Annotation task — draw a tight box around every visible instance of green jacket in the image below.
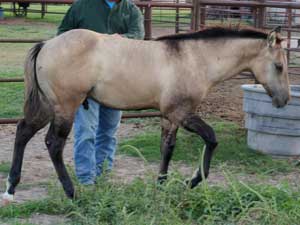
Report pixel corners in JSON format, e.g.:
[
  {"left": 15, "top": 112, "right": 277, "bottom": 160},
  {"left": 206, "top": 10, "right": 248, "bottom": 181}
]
[{"left": 57, "top": 0, "right": 144, "bottom": 40}]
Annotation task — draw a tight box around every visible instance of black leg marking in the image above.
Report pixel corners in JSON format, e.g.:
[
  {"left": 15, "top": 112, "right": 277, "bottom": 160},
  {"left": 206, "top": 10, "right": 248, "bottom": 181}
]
[
  {"left": 181, "top": 114, "right": 218, "bottom": 188},
  {"left": 7, "top": 119, "right": 45, "bottom": 195},
  {"left": 45, "top": 118, "right": 74, "bottom": 199},
  {"left": 158, "top": 118, "right": 178, "bottom": 184}
]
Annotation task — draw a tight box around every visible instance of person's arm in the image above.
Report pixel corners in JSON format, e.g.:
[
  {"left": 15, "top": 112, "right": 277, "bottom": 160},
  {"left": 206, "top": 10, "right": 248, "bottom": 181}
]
[
  {"left": 57, "top": 2, "right": 80, "bottom": 35},
  {"left": 122, "top": 5, "right": 145, "bottom": 40}
]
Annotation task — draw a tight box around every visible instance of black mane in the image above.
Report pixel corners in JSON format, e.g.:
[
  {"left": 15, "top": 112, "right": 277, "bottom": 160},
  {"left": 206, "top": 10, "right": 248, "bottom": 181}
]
[{"left": 156, "top": 27, "right": 268, "bottom": 41}]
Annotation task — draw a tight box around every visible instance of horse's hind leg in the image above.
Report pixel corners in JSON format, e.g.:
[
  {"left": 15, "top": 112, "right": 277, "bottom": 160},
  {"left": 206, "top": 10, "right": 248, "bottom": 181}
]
[
  {"left": 158, "top": 118, "right": 178, "bottom": 183},
  {"left": 45, "top": 117, "right": 74, "bottom": 199},
  {"left": 181, "top": 114, "right": 218, "bottom": 188},
  {"left": 4, "top": 117, "right": 49, "bottom": 202}
]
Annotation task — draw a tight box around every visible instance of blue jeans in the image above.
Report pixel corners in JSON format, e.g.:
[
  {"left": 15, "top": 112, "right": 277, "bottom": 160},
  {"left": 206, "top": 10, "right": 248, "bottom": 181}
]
[{"left": 73, "top": 98, "right": 122, "bottom": 184}]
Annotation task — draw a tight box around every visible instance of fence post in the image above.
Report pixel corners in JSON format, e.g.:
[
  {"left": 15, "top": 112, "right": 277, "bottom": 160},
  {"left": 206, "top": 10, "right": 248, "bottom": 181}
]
[
  {"left": 199, "top": 3, "right": 206, "bottom": 29},
  {"left": 41, "top": 2, "right": 46, "bottom": 18},
  {"left": 12, "top": 2, "right": 16, "bottom": 16},
  {"left": 175, "top": 0, "right": 179, "bottom": 33},
  {"left": 287, "top": 7, "right": 292, "bottom": 64},
  {"left": 192, "top": 0, "right": 199, "bottom": 31},
  {"left": 144, "top": 2, "right": 152, "bottom": 40},
  {"left": 257, "top": 0, "right": 266, "bottom": 29}
]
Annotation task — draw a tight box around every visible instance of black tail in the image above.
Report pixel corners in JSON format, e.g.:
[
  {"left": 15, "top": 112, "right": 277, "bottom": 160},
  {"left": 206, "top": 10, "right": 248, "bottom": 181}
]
[
  {"left": 24, "top": 42, "right": 48, "bottom": 120},
  {"left": 30, "top": 42, "right": 45, "bottom": 96}
]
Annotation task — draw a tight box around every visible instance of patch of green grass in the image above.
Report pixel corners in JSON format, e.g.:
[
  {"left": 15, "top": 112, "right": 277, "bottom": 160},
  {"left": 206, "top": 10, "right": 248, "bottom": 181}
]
[
  {"left": 0, "top": 162, "right": 10, "bottom": 174},
  {"left": 0, "top": 23, "right": 57, "bottom": 78},
  {"left": 0, "top": 83, "right": 24, "bottom": 118},
  {"left": 119, "top": 120, "right": 297, "bottom": 175},
  {"left": 0, "top": 174, "right": 299, "bottom": 225},
  {"left": 0, "top": 70, "right": 23, "bottom": 79},
  {"left": 0, "top": 23, "right": 56, "bottom": 39},
  {"left": 2, "top": 3, "right": 68, "bottom": 25}
]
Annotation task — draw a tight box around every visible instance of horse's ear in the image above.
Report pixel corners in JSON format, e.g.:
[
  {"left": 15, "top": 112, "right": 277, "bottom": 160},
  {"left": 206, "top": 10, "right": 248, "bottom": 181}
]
[{"left": 267, "top": 26, "right": 281, "bottom": 48}]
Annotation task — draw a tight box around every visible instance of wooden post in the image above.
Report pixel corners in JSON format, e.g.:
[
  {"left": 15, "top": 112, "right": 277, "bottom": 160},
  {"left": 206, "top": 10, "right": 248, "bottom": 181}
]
[
  {"left": 199, "top": 4, "right": 206, "bottom": 29},
  {"left": 287, "top": 7, "right": 292, "bottom": 64},
  {"left": 12, "top": 2, "right": 16, "bottom": 16},
  {"left": 175, "top": 0, "right": 179, "bottom": 33},
  {"left": 191, "top": 0, "right": 199, "bottom": 31},
  {"left": 41, "top": 2, "right": 46, "bottom": 18},
  {"left": 144, "top": 3, "right": 152, "bottom": 40},
  {"left": 257, "top": 0, "right": 266, "bottom": 28},
  {"left": 253, "top": 7, "right": 258, "bottom": 28}
]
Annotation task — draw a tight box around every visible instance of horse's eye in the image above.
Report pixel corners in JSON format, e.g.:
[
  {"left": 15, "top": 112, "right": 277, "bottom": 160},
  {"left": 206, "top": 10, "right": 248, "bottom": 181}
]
[{"left": 274, "top": 62, "right": 283, "bottom": 72}]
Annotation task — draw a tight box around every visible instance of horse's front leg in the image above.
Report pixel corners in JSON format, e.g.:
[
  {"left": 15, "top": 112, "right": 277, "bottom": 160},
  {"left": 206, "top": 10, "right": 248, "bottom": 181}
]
[
  {"left": 157, "top": 118, "right": 178, "bottom": 184},
  {"left": 181, "top": 114, "right": 218, "bottom": 188},
  {"left": 45, "top": 117, "right": 74, "bottom": 199}
]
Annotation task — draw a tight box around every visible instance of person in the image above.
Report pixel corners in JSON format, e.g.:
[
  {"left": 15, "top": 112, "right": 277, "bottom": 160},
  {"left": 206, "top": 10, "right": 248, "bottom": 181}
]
[{"left": 57, "top": 0, "right": 145, "bottom": 185}]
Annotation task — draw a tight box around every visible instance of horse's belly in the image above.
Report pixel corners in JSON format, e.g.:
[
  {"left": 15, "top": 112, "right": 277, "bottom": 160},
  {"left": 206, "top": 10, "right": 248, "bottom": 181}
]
[{"left": 91, "top": 84, "right": 159, "bottom": 110}]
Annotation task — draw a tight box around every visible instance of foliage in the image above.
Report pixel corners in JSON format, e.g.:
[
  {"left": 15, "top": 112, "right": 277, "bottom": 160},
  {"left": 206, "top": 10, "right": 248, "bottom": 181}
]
[
  {"left": 0, "top": 161, "right": 10, "bottom": 174},
  {"left": 0, "top": 173, "right": 299, "bottom": 225},
  {"left": 119, "top": 120, "right": 297, "bottom": 175}
]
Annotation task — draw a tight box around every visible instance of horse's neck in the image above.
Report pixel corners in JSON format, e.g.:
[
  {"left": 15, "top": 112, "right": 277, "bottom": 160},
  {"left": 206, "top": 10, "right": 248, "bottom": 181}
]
[{"left": 194, "top": 38, "right": 265, "bottom": 86}]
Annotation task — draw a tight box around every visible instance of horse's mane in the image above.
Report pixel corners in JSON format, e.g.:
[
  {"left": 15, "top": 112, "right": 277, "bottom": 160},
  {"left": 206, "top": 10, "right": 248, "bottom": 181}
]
[{"left": 155, "top": 27, "right": 268, "bottom": 41}]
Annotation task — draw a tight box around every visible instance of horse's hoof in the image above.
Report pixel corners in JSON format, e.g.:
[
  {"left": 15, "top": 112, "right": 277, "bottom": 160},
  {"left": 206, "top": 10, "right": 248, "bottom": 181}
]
[
  {"left": 157, "top": 175, "right": 167, "bottom": 185},
  {"left": 185, "top": 178, "right": 200, "bottom": 189},
  {"left": 2, "top": 192, "right": 14, "bottom": 206},
  {"left": 66, "top": 192, "right": 75, "bottom": 200}
]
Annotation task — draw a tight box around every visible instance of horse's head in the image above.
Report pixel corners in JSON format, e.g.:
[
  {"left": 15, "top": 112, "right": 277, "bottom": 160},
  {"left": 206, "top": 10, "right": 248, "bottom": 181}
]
[{"left": 251, "top": 26, "right": 290, "bottom": 108}]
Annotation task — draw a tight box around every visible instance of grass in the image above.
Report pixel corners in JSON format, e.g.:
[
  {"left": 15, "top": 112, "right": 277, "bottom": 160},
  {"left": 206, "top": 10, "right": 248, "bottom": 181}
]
[
  {"left": 0, "top": 161, "right": 10, "bottom": 174},
  {"left": 0, "top": 83, "right": 24, "bottom": 118},
  {"left": 0, "top": 172, "right": 300, "bottom": 225},
  {"left": 0, "top": 118, "right": 298, "bottom": 224},
  {"left": 0, "top": 19, "right": 57, "bottom": 118},
  {"left": 119, "top": 119, "right": 299, "bottom": 176},
  {"left": 1, "top": 3, "right": 68, "bottom": 24},
  {"left": 0, "top": 24, "right": 57, "bottom": 78}
]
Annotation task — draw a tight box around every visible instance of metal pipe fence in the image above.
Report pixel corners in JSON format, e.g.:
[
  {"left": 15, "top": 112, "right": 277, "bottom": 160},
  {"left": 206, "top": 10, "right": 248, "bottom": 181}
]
[
  {"left": 194, "top": 0, "right": 300, "bottom": 75},
  {"left": 0, "top": 0, "right": 194, "bottom": 39}
]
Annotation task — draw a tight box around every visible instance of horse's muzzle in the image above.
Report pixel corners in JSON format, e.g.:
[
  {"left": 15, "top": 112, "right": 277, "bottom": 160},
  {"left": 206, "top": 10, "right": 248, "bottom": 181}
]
[{"left": 272, "top": 94, "right": 290, "bottom": 108}]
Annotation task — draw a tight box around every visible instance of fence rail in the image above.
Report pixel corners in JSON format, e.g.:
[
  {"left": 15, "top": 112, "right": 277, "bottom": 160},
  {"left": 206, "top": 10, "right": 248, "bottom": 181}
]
[
  {"left": 0, "top": 112, "right": 162, "bottom": 124},
  {"left": 198, "top": 0, "right": 300, "bottom": 9}
]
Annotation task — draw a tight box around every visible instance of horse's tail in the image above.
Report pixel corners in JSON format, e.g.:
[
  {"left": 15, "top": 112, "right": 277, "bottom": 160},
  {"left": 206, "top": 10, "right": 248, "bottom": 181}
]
[{"left": 24, "top": 42, "right": 49, "bottom": 120}]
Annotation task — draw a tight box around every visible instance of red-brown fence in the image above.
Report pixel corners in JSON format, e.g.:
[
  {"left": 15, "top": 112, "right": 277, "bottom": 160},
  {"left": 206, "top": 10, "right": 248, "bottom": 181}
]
[
  {"left": 194, "top": 0, "right": 300, "bottom": 75},
  {"left": 0, "top": 0, "right": 194, "bottom": 39}
]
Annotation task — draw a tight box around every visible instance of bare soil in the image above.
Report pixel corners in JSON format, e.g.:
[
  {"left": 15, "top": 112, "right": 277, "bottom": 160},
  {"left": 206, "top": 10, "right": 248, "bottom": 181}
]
[{"left": 1, "top": 214, "right": 69, "bottom": 225}]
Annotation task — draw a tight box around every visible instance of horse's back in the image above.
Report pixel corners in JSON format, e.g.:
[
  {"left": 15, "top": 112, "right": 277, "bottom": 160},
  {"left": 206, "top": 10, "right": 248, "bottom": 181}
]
[{"left": 35, "top": 29, "right": 165, "bottom": 110}]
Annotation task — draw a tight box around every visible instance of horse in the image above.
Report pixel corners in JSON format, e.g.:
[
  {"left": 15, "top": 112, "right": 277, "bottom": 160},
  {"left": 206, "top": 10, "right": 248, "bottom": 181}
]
[{"left": 2, "top": 26, "right": 290, "bottom": 203}]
